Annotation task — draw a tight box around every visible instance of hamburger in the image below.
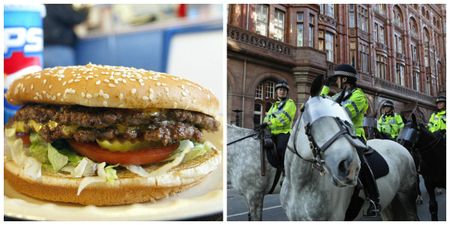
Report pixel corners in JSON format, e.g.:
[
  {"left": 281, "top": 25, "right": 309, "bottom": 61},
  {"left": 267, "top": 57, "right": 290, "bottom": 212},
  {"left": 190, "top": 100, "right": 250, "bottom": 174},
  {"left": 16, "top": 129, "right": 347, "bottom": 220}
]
[{"left": 4, "top": 63, "right": 222, "bottom": 206}]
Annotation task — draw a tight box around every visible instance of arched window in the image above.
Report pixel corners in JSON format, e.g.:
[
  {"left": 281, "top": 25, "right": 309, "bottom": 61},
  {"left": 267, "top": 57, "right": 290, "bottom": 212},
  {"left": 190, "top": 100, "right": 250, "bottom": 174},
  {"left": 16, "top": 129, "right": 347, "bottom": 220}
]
[
  {"left": 409, "top": 17, "right": 418, "bottom": 38},
  {"left": 254, "top": 80, "right": 276, "bottom": 126},
  {"left": 393, "top": 5, "right": 403, "bottom": 27}
]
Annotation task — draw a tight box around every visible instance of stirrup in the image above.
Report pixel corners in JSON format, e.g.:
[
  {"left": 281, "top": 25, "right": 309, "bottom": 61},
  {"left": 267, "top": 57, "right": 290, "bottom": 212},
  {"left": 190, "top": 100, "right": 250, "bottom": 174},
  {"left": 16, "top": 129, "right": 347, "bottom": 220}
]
[{"left": 365, "top": 199, "right": 380, "bottom": 217}]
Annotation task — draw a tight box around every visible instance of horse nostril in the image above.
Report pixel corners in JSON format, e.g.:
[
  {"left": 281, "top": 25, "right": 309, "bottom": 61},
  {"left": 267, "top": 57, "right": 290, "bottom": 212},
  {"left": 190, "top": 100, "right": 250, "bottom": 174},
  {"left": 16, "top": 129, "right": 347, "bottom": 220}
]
[{"left": 338, "top": 158, "right": 350, "bottom": 177}]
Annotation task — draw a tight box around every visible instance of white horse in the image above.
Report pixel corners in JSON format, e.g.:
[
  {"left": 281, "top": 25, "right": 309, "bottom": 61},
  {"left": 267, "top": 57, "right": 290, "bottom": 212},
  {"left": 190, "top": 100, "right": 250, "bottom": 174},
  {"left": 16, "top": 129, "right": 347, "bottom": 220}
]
[
  {"left": 280, "top": 95, "right": 418, "bottom": 220},
  {"left": 227, "top": 124, "right": 282, "bottom": 220}
]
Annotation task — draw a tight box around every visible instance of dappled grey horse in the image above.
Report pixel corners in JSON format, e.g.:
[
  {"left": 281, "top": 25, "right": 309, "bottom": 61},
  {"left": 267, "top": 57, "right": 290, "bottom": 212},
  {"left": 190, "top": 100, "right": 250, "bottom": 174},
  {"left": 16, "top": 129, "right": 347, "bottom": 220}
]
[
  {"left": 280, "top": 95, "right": 418, "bottom": 220},
  {"left": 227, "top": 124, "right": 282, "bottom": 220}
]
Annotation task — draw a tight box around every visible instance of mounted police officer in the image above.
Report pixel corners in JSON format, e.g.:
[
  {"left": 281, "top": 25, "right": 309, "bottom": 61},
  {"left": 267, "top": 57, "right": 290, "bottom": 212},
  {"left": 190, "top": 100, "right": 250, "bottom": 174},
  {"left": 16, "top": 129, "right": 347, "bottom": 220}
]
[
  {"left": 428, "top": 95, "right": 446, "bottom": 139},
  {"left": 263, "top": 80, "right": 297, "bottom": 169},
  {"left": 377, "top": 100, "right": 404, "bottom": 140},
  {"left": 321, "top": 64, "right": 380, "bottom": 217}
]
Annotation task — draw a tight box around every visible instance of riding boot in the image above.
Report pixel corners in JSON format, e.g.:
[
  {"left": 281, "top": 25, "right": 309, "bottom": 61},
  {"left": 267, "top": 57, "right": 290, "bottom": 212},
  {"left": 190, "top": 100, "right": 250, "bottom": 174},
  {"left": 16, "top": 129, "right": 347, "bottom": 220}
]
[
  {"left": 357, "top": 148, "right": 381, "bottom": 217},
  {"left": 263, "top": 128, "right": 274, "bottom": 149}
]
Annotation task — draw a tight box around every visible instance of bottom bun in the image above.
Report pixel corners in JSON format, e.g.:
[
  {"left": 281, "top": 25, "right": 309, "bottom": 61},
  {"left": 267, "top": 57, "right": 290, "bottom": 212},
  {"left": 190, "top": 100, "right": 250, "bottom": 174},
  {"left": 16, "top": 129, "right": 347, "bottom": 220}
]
[{"left": 5, "top": 149, "right": 221, "bottom": 206}]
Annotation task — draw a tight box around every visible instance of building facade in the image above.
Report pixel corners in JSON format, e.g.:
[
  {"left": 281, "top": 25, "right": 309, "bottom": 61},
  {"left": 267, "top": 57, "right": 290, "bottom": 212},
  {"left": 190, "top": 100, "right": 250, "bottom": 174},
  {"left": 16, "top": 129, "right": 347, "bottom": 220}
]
[{"left": 227, "top": 4, "right": 446, "bottom": 137}]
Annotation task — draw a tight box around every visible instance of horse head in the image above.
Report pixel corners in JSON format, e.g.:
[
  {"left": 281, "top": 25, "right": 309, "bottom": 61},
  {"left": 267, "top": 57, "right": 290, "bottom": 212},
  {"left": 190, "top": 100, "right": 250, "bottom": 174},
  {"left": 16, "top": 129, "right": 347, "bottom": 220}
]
[{"left": 289, "top": 75, "right": 361, "bottom": 187}]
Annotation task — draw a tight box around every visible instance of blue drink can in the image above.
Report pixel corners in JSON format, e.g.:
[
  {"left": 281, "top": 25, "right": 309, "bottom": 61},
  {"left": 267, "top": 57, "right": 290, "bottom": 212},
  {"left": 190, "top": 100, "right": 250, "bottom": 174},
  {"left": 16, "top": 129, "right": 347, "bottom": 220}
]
[{"left": 4, "top": 4, "right": 46, "bottom": 123}]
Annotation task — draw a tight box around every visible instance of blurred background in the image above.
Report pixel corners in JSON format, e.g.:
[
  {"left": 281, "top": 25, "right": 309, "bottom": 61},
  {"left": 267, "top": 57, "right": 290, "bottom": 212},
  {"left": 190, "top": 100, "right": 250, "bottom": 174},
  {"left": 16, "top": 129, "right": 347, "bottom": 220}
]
[{"left": 4, "top": 4, "right": 223, "bottom": 123}]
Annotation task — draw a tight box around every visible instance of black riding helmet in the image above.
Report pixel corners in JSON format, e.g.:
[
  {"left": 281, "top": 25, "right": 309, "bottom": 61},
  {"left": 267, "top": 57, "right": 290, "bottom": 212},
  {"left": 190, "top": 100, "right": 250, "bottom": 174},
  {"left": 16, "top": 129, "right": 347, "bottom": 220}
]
[
  {"left": 382, "top": 100, "right": 394, "bottom": 109},
  {"left": 436, "top": 95, "right": 446, "bottom": 104},
  {"left": 329, "top": 64, "right": 358, "bottom": 84},
  {"left": 275, "top": 80, "right": 290, "bottom": 92}
]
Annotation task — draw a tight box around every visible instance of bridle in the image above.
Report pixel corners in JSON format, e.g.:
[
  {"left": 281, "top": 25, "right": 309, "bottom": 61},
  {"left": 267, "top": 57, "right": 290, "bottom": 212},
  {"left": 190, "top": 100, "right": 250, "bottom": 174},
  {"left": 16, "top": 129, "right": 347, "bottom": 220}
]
[{"left": 287, "top": 115, "right": 362, "bottom": 175}]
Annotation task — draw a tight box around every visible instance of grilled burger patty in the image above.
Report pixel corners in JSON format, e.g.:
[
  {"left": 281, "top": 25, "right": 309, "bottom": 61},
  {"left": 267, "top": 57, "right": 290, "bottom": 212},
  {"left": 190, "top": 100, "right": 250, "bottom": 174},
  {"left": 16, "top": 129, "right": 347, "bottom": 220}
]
[{"left": 9, "top": 104, "right": 220, "bottom": 145}]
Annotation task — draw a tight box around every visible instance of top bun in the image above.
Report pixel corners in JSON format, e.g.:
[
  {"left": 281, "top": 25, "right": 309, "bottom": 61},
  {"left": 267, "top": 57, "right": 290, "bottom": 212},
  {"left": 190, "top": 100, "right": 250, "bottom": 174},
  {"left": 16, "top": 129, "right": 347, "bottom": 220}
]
[{"left": 6, "top": 64, "right": 219, "bottom": 117}]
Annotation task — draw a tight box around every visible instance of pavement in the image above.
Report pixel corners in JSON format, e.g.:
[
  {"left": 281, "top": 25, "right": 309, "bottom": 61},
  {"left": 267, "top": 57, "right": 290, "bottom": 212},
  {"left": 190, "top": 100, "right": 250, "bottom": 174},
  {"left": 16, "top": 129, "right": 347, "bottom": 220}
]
[{"left": 227, "top": 176, "right": 446, "bottom": 221}]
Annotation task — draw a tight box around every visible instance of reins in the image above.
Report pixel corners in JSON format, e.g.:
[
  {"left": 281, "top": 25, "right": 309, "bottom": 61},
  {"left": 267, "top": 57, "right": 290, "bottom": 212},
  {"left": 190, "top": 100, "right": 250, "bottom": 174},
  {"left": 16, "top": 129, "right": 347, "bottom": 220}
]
[{"left": 227, "top": 132, "right": 259, "bottom": 146}]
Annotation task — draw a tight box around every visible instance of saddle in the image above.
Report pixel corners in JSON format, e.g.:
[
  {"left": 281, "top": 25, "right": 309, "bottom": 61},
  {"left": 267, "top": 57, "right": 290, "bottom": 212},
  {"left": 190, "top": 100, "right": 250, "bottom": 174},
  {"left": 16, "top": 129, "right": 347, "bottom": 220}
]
[{"left": 345, "top": 147, "right": 389, "bottom": 220}]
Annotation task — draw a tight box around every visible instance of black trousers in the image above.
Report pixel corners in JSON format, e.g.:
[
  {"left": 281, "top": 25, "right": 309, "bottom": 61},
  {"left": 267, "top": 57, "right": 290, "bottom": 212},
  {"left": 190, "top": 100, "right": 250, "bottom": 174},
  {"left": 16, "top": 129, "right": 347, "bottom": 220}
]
[
  {"left": 271, "top": 133, "right": 290, "bottom": 163},
  {"left": 356, "top": 147, "right": 380, "bottom": 203}
]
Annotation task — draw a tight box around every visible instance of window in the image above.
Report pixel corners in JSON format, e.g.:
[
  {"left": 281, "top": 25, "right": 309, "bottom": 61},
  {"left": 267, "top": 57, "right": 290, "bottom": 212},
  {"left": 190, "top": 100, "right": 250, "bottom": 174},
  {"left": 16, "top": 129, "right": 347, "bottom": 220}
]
[
  {"left": 393, "top": 6, "right": 403, "bottom": 27},
  {"left": 394, "top": 33, "right": 403, "bottom": 54},
  {"left": 411, "top": 44, "right": 417, "bottom": 62},
  {"left": 318, "top": 30, "right": 324, "bottom": 51},
  {"left": 349, "top": 5, "right": 355, "bottom": 28},
  {"left": 413, "top": 71, "right": 420, "bottom": 91},
  {"left": 396, "top": 64, "right": 405, "bottom": 86},
  {"left": 322, "top": 4, "right": 334, "bottom": 18},
  {"left": 297, "top": 13, "right": 304, "bottom": 46},
  {"left": 308, "top": 14, "right": 315, "bottom": 47},
  {"left": 424, "top": 30, "right": 430, "bottom": 67},
  {"left": 376, "top": 55, "right": 386, "bottom": 79},
  {"left": 374, "top": 22, "right": 385, "bottom": 44},
  {"left": 350, "top": 41, "right": 356, "bottom": 67},
  {"left": 360, "top": 44, "right": 369, "bottom": 73},
  {"left": 374, "top": 4, "right": 385, "bottom": 15},
  {"left": 254, "top": 80, "right": 276, "bottom": 126},
  {"left": 374, "top": 23, "right": 378, "bottom": 42},
  {"left": 273, "top": 9, "right": 285, "bottom": 41},
  {"left": 325, "top": 32, "right": 334, "bottom": 62},
  {"left": 379, "top": 26, "right": 385, "bottom": 44},
  {"left": 358, "top": 6, "right": 368, "bottom": 32},
  {"left": 255, "top": 5, "right": 269, "bottom": 36}
]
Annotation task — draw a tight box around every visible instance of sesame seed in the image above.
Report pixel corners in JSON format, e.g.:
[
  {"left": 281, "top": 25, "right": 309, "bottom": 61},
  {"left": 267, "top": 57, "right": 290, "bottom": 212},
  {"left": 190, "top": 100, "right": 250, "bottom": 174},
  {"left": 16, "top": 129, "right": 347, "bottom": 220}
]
[
  {"left": 86, "top": 93, "right": 92, "bottom": 99},
  {"left": 131, "top": 88, "right": 137, "bottom": 94},
  {"left": 81, "top": 92, "right": 85, "bottom": 98},
  {"left": 96, "top": 80, "right": 101, "bottom": 85},
  {"left": 119, "top": 93, "right": 124, "bottom": 100},
  {"left": 108, "top": 83, "right": 116, "bottom": 88},
  {"left": 43, "top": 79, "right": 47, "bottom": 84},
  {"left": 143, "top": 96, "right": 149, "bottom": 101},
  {"left": 103, "top": 94, "right": 110, "bottom": 99},
  {"left": 103, "top": 101, "right": 108, "bottom": 107},
  {"left": 181, "top": 91, "right": 188, "bottom": 97}
]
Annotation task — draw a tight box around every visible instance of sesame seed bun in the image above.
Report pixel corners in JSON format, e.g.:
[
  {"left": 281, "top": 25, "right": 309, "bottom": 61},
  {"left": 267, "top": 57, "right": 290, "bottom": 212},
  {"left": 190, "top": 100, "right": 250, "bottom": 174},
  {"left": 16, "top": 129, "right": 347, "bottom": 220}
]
[
  {"left": 6, "top": 64, "right": 219, "bottom": 117},
  {"left": 4, "top": 143, "right": 221, "bottom": 206}
]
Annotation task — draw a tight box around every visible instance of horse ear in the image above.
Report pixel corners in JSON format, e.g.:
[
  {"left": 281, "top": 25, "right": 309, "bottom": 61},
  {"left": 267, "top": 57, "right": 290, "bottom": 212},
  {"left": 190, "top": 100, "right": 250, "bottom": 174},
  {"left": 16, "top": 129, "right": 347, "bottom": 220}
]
[{"left": 310, "top": 75, "right": 324, "bottom": 97}]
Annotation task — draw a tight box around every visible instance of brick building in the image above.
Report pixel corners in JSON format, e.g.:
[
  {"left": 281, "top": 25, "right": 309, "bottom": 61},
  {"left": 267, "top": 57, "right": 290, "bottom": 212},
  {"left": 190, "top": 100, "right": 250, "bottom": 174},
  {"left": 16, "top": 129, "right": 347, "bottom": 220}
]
[{"left": 227, "top": 4, "right": 446, "bottom": 137}]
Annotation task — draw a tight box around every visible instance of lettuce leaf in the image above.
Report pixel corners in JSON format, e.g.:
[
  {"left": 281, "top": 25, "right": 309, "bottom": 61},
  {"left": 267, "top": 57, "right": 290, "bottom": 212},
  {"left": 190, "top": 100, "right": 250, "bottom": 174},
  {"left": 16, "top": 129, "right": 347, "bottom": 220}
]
[{"left": 47, "top": 143, "right": 69, "bottom": 171}]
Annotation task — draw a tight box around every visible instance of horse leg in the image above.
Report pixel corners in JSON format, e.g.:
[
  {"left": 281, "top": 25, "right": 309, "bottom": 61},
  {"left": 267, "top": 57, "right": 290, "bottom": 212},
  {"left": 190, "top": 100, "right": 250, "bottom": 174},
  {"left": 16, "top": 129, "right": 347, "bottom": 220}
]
[
  {"left": 424, "top": 180, "right": 438, "bottom": 221},
  {"left": 245, "top": 192, "right": 264, "bottom": 221}
]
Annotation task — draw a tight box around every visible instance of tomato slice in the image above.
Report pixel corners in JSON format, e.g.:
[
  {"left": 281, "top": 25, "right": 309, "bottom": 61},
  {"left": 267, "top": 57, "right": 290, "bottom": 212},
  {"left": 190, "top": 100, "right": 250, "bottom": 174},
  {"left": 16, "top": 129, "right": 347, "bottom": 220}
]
[{"left": 69, "top": 141, "right": 178, "bottom": 165}]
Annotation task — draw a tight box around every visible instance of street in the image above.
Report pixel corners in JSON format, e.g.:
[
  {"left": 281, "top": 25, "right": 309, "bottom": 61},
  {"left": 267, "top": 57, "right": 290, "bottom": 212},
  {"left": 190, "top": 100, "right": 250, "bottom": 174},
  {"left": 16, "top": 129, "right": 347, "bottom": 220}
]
[{"left": 227, "top": 176, "right": 446, "bottom": 221}]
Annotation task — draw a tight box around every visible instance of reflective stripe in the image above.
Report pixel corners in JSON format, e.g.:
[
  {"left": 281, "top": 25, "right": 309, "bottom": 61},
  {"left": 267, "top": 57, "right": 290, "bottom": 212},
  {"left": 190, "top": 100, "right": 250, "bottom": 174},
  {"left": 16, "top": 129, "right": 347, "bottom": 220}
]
[
  {"left": 282, "top": 111, "right": 292, "bottom": 122},
  {"left": 344, "top": 107, "right": 352, "bottom": 118}
]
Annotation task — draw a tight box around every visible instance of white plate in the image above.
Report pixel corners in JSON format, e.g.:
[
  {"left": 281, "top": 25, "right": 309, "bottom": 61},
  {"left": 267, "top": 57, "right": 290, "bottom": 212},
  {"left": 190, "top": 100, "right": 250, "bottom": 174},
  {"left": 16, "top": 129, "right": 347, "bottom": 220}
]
[{"left": 4, "top": 160, "right": 223, "bottom": 221}]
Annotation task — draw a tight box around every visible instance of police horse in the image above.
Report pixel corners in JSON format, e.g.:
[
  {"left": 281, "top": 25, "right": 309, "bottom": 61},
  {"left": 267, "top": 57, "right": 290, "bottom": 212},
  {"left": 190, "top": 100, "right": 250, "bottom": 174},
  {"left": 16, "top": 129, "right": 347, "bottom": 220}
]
[
  {"left": 280, "top": 80, "right": 418, "bottom": 220},
  {"left": 397, "top": 114, "right": 446, "bottom": 221},
  {"left": 227, "top": 124, "right": 282, "bottom": 220}
]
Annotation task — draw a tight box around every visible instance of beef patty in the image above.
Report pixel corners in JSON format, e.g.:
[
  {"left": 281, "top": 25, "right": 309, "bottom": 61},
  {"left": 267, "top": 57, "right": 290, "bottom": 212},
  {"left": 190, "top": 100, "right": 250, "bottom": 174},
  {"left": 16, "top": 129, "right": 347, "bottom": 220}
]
[{"left": 9, "top": 104, "right": 219, "bottom": 145}]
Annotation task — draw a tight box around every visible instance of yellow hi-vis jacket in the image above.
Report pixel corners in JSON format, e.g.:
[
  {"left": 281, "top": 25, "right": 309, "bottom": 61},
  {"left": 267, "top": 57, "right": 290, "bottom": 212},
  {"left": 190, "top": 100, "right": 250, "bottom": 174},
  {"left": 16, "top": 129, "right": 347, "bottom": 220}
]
[
  {"left": 321, "top": 86, "right": 369, "bottom": 140},
  {"left": 264, "top": 99, "right": 297, "bottom": 135},
  {"left": 428, "top": 110, "right": 446, "bottom": 133},
  {"left": 377, "top": 113, "right": 404, "bottom": 139}
]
